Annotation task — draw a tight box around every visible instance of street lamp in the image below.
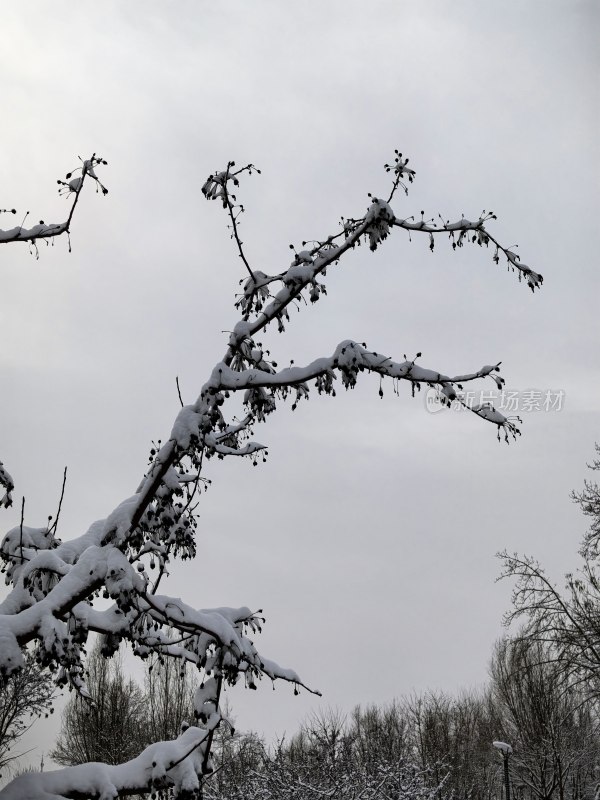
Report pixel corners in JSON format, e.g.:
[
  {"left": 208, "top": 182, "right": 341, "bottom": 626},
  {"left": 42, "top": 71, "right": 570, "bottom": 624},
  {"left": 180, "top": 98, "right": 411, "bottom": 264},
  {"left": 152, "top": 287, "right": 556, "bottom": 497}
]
[{"left": 493, "top": 741, "right": 512, "bottom": 800}]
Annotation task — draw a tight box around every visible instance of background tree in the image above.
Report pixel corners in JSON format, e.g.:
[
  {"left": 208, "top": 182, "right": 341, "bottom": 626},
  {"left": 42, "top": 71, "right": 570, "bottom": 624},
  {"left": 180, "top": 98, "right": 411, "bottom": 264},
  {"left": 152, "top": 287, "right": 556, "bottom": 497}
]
[
  {"left": 50, "top": 639, "right": 147, "bottom": 767},
  {"left": 0, "top": 650, "right": 54, "bottom": 779},
  {"left": 52, "top": 638, "right": 198, "bottom": 766},
  {"left": 349, "top": 701, "right": 411, "bottom": 772},
  {"left": 144, "top": 650, "right": 198, "bottom": 745},
  {"left": 0, "top": 148, "right": 542, "bottom": 800},
  {"left": 404, "top": 689, "right": 503, "bottom": 799},
  {"left": 499, "top": 448, "right": 600, "bottom": 798},
  {"left": 204, "top": 721, "right": 264, "bottom": 800},
  {"left": 489, "top": 637, "right": 599, "bottom": 800},
  {"left": 501, "top": 446, "right": 600, "bottom": 710}
]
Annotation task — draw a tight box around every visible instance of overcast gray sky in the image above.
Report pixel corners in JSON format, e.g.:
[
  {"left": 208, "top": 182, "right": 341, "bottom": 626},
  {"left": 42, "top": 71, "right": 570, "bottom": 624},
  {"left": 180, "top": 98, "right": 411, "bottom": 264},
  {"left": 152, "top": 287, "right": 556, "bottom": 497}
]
[{"left": 1, "top": 0, "right": 599, "bottom": 769}]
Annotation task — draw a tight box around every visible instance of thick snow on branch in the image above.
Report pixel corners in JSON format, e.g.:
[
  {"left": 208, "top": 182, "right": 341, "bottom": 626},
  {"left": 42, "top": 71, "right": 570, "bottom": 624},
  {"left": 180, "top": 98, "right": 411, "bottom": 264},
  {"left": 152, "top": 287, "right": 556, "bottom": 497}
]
[
  {"left": 0, "top": 221, "right": 69, "bottom": 244},
  {"left": 0, "top": 150, "right": 540, "bottom": 798},
  {"left": 1, "top": 721, "right": 218, "bottom": 800}
]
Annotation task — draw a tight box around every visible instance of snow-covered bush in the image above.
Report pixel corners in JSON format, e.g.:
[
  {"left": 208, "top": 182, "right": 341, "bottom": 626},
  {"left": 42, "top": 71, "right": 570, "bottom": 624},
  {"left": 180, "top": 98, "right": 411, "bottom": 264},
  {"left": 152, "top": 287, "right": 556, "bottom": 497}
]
[{"left": 0, "top": 150, "right": 541, "bottom": 799}]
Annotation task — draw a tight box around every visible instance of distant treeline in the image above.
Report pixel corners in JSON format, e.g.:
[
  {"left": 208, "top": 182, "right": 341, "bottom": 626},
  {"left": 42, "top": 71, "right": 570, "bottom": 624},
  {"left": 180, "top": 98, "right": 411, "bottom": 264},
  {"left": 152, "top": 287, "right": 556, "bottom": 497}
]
[{"left": 50, "top": 636, "right": 600, "bottom": 799}]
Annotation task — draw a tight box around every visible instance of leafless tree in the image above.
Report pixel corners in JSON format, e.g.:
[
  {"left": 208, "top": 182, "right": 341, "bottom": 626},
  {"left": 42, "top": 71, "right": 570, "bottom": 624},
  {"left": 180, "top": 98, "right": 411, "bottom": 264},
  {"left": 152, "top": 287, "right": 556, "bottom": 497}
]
[
  {"left": 145, "top": 650, "right": 198, "bottom": 745},
  {"left": 489, "top": 637, "right": 599, "bottom": 800},
  {"left": 51, "top": 639, "right": 147, "bottom": 767},
  {"left": 0, "top": 650, "right": 54, "bottom": 778},
  {"left": 501, "top": 446, "right": 600, "bottom": 703}
]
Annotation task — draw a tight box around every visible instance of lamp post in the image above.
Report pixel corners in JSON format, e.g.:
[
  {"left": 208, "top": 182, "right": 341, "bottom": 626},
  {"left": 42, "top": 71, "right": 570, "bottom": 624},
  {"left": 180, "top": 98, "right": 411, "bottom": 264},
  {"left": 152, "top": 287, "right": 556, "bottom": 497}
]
[{"left": 493, "top": 741, "right": 512, "bottom": 800}]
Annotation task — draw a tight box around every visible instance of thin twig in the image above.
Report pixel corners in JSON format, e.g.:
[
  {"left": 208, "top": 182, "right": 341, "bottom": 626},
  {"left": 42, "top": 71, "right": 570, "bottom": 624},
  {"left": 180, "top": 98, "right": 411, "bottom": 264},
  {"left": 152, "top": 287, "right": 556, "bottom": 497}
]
[
  {"left": 48, "top": 467, "right": 67, "bottom": 537},
  {"left": 223, "top": 163, "right": 254, "bottom": 280},
  {"left": 19, "top": 497, "right": 25, "bottom": 566},
  {"left": 175, "top": 376, "right": 184, "bottom": 408}
]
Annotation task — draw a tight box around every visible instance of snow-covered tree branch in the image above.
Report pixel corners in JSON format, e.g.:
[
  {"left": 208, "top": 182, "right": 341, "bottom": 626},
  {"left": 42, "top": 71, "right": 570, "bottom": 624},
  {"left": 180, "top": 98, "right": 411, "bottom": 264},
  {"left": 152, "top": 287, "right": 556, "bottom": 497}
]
[
  {"left": 0, "top": 155, "right": 107, "bottom": 250},
  {"left": 0, "top": 155, "right": 107, "bottom": 517},
  {"left": 4, "top": 722, "right": 218, "bottom": 800},
  {"left": 0, "top": 150, "right": 541, "bottom": 799}
]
